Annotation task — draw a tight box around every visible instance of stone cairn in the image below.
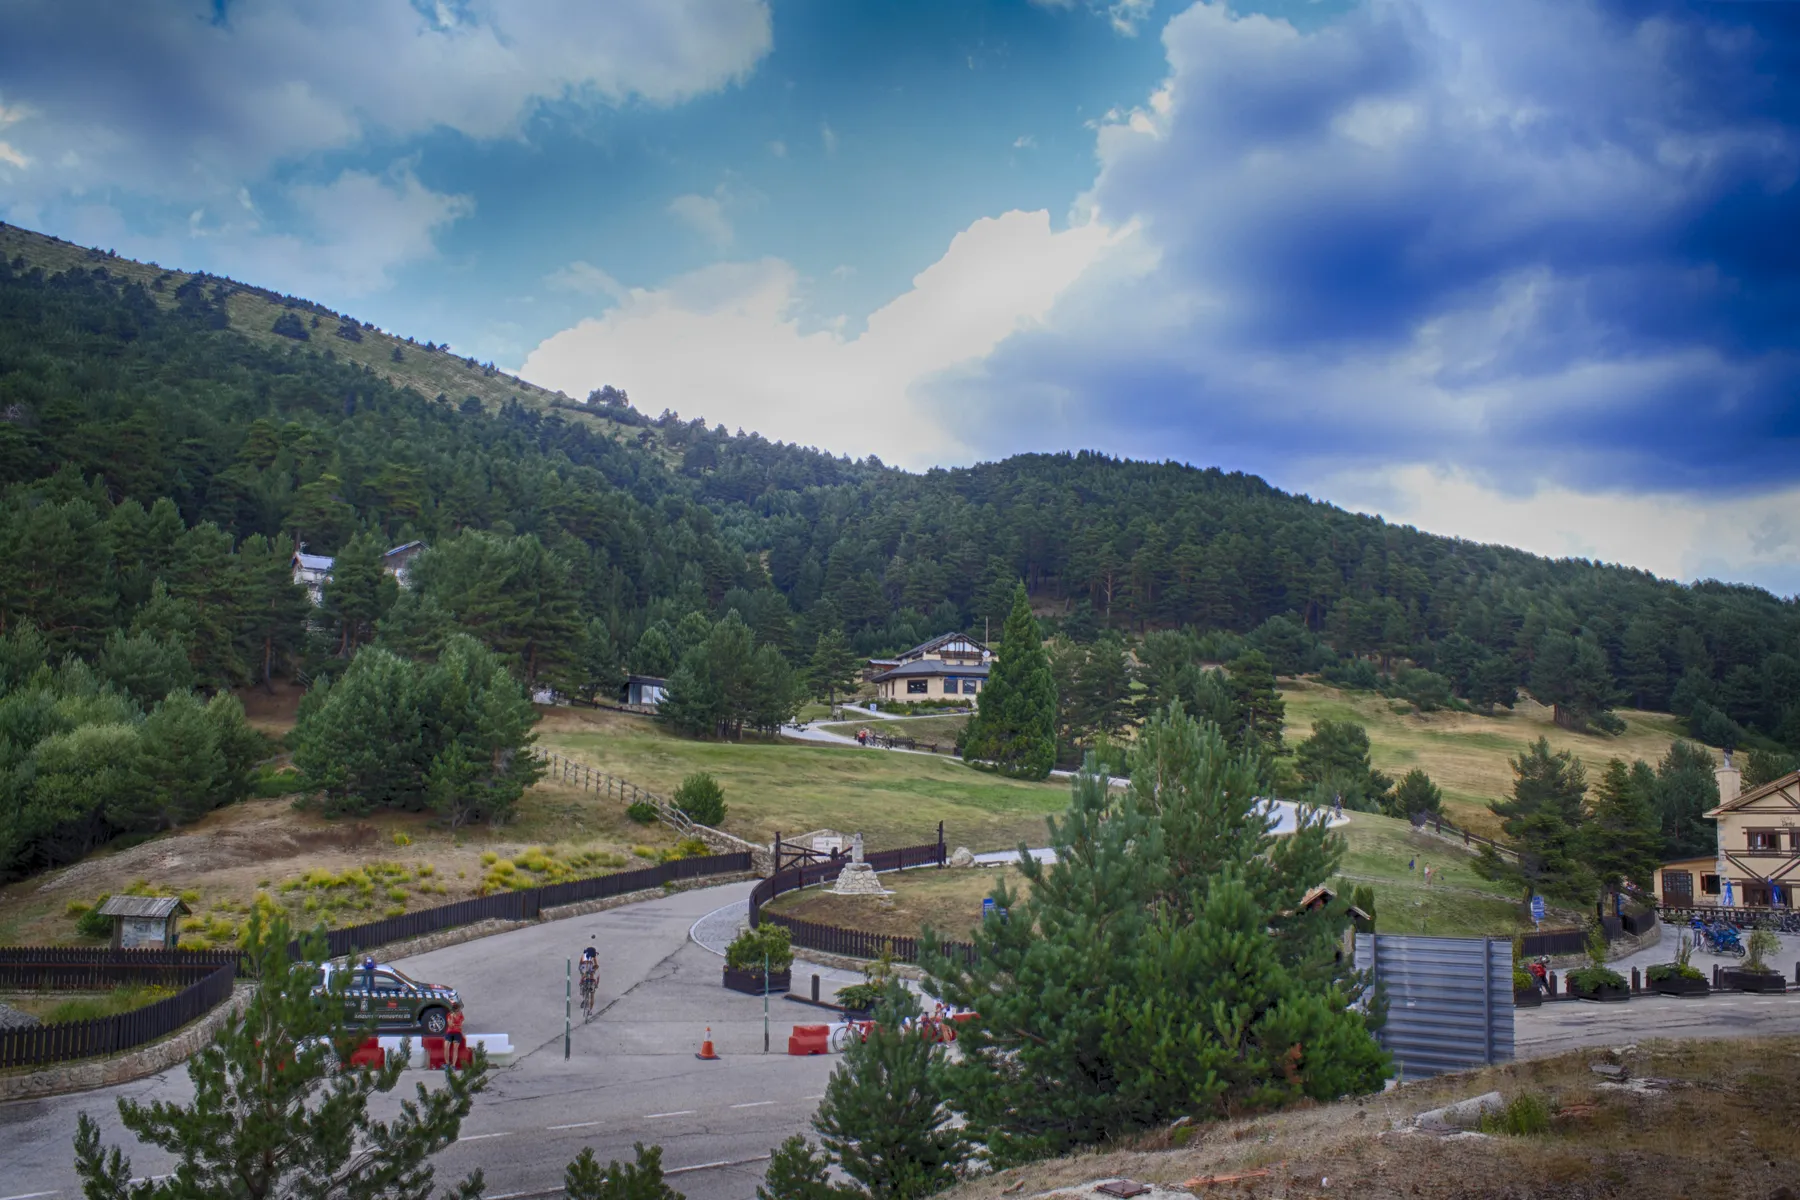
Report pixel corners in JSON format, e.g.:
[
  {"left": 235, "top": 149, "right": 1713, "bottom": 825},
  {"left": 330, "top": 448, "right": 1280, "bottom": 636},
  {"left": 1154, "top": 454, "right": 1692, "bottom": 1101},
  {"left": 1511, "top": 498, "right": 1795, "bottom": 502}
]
[{"left": 830, "top": 832, "right": 892, "bottom": 896}]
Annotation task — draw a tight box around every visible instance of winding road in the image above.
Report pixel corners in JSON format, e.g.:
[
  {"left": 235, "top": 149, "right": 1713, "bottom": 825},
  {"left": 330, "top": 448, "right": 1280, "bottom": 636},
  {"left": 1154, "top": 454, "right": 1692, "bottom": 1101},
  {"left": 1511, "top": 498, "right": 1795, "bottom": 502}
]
[{"left": 6, "top": 881, "right": 1800, "bottom": 1200}]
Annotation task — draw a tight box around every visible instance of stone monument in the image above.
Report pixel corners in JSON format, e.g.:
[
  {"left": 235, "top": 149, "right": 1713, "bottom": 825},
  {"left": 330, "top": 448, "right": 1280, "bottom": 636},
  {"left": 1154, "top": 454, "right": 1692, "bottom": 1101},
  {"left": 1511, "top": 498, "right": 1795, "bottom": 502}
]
[{"left": 831, "top": 832, "right": 891, "bottom": 896}]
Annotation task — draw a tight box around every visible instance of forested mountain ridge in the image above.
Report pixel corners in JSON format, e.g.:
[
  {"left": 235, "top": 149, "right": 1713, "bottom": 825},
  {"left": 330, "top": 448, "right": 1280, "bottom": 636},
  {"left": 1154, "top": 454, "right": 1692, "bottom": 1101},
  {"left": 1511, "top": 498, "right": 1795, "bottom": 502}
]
[{"left": 3, "top": 223, "right": 1797, "bottom": 753}]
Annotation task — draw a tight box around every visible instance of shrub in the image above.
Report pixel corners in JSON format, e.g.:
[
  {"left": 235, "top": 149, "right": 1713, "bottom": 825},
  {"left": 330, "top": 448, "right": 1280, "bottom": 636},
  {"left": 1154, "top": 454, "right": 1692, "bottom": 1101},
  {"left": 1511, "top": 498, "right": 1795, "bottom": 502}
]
[
  {"left": 725, "top": 924, "right": 793, "bottom": 973},
  {"left": 1480, "top": 1092, "right": 1551, "bottom": 1136},
  {"left": 1567, "top": 966, "right": 1627, "bottom": 992},
  {"left": 480, "top": 851, "right": 498, "bottom": 865},
  {"left": 76, "top": 897, "right": 114, "bottom": 939},
  {"left": 1746, "top": 927, "right": 1781, "bottom": 974},
  {"left": 671, "top": 836, "right": 709, "bottom": 859},
  {"left": 672, "top": 772, "right": 726, "bottom": 826},
  {"left": 625, "top": 801, "right": 659, "bottom": 824},
  {"left": 1647, "top": 962, "right": 1704, "bottom": 983},
  {"left": 391, "top": 831, "right": 413, "bottom": 847},
  {"left": 1512, "top": 966, "right": 1534, "bottom": 991}
]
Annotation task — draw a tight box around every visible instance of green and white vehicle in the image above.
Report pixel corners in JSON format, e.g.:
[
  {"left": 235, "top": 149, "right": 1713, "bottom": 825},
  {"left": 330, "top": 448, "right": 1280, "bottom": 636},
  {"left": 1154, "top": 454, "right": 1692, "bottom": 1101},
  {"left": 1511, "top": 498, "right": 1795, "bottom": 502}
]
[{"left": 314, "top": 960, "right": 461, "bottom": 1035}]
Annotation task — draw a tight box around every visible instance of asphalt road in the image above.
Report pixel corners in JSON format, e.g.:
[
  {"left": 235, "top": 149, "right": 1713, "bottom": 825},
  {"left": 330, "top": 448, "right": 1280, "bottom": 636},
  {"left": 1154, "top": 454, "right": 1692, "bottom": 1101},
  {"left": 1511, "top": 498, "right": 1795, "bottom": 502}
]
[
  {"left": 7, "top": 883, "right": 1800, "bottom": 1200},
  {"left": 0, "top": 882, "right": 848, "bottom": 1200}
]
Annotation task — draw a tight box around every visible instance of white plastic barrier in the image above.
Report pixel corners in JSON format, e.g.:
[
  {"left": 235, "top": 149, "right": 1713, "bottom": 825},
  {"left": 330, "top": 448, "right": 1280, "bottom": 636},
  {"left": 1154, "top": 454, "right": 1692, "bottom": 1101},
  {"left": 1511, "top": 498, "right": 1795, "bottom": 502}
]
[{"left": 375, "top": 1032, "right": 515, "bottom": 1068}]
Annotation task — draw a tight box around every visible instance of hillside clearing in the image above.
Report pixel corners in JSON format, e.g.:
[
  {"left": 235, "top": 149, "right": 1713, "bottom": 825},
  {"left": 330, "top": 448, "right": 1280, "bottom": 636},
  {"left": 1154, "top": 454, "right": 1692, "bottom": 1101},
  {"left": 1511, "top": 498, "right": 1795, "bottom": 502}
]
[
  {"left": 760, "top": 810, "right": 1574, "bottom": 940},
  {"left": 0, "top": 779, "right": 685, "bottom": 948},
  {"left": 536, "top": 706, "right": 1065, "bottom": 852},
  {"left": 1280, "top": 680, "right": 1705, "bottom": 837},
  {"left": 942, "top": 1037, "right": 1800, "bottom": 1200}
]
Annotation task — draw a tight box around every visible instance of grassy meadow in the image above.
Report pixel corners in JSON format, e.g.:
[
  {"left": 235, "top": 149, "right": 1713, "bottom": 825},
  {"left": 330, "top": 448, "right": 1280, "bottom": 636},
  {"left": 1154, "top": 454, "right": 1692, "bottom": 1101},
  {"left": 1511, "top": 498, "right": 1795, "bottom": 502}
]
[
  {"left": 762, "top": 809, "right": 1574, "bottom": 941},
  {"left": 1278, "top": 679, "right": 1704, "bottom": 837},
  {"left": 537, "top": 706, "right": 1066, "bottom": 853}
]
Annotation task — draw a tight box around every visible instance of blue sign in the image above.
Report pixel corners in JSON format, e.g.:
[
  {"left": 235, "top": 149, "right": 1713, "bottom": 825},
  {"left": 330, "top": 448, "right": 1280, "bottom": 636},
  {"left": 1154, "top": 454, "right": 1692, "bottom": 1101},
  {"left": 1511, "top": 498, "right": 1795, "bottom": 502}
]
[
  {"left": 1529, "top": 895, "right": 1545, "bottom": 925},
  {"left": 982, "top": 897, "right": 995, "bottom": 920}
]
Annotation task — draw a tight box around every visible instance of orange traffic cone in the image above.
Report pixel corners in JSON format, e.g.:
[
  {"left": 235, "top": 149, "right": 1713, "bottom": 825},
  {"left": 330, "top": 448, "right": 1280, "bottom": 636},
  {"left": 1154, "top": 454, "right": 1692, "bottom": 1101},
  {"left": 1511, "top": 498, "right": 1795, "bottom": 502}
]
[{"left": 696, "top": 1026, "right": 720, "bottom": 1060}]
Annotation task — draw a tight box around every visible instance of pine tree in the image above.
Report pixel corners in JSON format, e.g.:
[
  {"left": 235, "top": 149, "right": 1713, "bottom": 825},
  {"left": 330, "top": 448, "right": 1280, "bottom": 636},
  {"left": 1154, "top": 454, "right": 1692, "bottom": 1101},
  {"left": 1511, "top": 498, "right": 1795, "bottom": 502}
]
[
  {"left": 73, "top": 909, "right": 487, "bottom": 1200},
  {"left": 233, "top": 533, "right": 310, "bottom": 691},
  {"left": 321, "top": 531, "right": 395, "bottom": 656},
  {"left": 1474, "top": 737, "right": 1592, "bottom": 907},
  {"left": 759, "top": 1136, "right": 859, "bottom": 1200},
  {"left": 1389, "top": 768, "right": 1443, "bottom": 820},
  {"left": 925, "top": 705, "right": 1385, "bottom": 1165},
  {"left": 811, "top": 983, "right": 965, "bottom": 1200},
  {"left": 575, "top": 617, "right": 623, "bottom": 704},
  {"left": 962, "top": 583, "right": 1055, "bottom": 779},
  {"left": 1581, "top": 758, "right": 1662, "bottom": 909},
  {"left": 564, "top": 1143, "right": 683, "bottom": 1200},
  {"left": 807, "top": 626, "right": 861, "bottom": 711},
  {"left": 1653, "top": 739, "right": 1719, "bottom": 858},
  {"left": 1225, "top": 649, "right": 1285, "bottom": 757},
  {"left": 1294, "top": 719, "right": 1392, "bottom": 813}
]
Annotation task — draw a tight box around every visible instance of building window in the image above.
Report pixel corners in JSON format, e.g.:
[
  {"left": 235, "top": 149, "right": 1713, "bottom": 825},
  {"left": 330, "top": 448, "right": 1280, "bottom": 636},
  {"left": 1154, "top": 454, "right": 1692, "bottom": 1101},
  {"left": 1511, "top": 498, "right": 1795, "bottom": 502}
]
[
  {"left": 1663, "top": 870, "right": 1693, "bottom": 903},
  {"left": 967, "top": 679, "right": 980, "bottom": 692},
  {"left": 1748, "top": 830, "right": 1780, "bottom": 851},
  {"left": 1701, "top": 874, "right": 1721, "bottom": 895},
  {"left": 944, "top": 677, "right": 961, "bottom": 693},
  {"left": 907, "top": 679, "right": 929, "bottom": 694}
]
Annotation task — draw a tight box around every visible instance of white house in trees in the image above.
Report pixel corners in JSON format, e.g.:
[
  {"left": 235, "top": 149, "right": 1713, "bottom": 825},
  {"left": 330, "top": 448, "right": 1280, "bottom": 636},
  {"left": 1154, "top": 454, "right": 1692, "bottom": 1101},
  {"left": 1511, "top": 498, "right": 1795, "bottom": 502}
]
[
  {"left": 869, "top": 632, "right": 990, "bottom": 705},
  {"left": 291, "top": 541, "right": 426, "bottom": 605}
]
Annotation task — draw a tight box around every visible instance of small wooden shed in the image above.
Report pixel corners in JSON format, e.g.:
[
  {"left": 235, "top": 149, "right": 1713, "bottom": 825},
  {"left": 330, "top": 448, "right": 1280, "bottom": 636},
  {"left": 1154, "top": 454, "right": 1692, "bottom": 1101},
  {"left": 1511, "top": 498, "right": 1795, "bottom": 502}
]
[{"left": 97, "top": 895, "right": 190, "bottom": 950}]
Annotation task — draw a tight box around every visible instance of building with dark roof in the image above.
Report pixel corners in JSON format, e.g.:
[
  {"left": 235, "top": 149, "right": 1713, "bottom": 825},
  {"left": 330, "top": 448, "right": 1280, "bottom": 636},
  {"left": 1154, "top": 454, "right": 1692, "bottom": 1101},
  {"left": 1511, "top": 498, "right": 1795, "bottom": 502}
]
[{"left": 869, "top": 632, "right": 990, "bottom": 705}]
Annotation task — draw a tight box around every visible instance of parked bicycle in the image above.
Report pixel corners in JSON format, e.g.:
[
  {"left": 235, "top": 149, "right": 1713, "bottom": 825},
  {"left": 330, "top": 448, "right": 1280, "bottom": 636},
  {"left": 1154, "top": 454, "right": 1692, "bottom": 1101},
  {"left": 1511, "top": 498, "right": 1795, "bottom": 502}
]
[{"left": 828, "top": 1016, "right": 877, "bottom": 1053}]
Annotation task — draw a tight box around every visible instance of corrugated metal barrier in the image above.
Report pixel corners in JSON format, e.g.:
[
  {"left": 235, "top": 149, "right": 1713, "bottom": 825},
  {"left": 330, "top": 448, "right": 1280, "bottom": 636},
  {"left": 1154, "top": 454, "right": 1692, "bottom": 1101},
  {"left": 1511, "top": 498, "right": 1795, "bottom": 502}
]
[{"left": 1355, "top": 933, "right": 1514, "bottom": 1082}]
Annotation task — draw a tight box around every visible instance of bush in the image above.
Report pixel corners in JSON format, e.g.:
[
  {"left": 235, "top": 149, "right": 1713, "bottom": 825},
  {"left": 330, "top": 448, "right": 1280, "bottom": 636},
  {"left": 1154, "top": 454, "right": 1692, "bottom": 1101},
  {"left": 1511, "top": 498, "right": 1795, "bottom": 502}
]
[
  {"left": 1647, "top": 962, "right": 1704, "bottom": 983},
  {"left": 625, "top": 801, "right": 659, "bottom": 824},
  {"left": 1567, "top": 966, "right": 1627, "bottom": 992},
  {"left": 1512, "top": 966, "right": 1534, "bottom": 990},
  {"left": 672, "top": 772, "right": 726, "bottom": 826},
  {"left": 1746, "top": 927, "right": 1781, "bottom": 974},
  {"left": 726, "top": 924, "right": 793, "bottom": 973},
  {"left": 1480, "top": 1092, "right": 1551, "bottom": 1136},
  {"left": 76, "top": 896, "right": 114, "bottom": 939}
]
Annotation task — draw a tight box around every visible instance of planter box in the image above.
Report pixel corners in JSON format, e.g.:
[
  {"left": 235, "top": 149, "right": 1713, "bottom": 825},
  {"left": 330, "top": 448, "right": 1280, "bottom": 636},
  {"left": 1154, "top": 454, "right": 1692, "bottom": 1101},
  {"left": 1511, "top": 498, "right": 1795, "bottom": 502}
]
[
  {"left": 723, "top": 966, "right": 791, "bottom": 995},
  {"left": 1569, "top": 981, "right": 1630, "bottom": 1003},
  {"left": 1720, "top": 969, "right": 1787, "bottom": 995},
  {"left": 1513, "top": 988, "right": 1542, "bottom": 1008},
  {"left": 1649, "top": 975, "right": 1709, "bottom": 997}
]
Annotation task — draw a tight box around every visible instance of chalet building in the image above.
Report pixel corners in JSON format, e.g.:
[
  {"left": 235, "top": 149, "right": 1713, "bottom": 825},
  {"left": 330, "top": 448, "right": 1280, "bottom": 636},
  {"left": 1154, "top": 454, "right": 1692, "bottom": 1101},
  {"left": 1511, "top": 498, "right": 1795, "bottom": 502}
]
[
  {"left": 291, "top": 542, "right": 426, "bottom": 606},
  {"left": 626, "top": 675, "right": 669, "bottom": 707},
  {"left": 292, "top": 551, "right": 335, "bottom": 605},
  {"left": 1655, "top": 754, "right": 1800, "bottom": 910},
  {"left": 870, "top": 632, "right": 990, "bottom": 705}
]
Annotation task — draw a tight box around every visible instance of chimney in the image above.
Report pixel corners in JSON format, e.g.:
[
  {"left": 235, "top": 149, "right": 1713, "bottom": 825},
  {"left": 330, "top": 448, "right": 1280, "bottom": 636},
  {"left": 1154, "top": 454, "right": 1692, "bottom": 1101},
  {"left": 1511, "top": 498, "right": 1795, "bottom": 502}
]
[{"left": 1716, "top": 749, "right": 1741, "bottom": 807}]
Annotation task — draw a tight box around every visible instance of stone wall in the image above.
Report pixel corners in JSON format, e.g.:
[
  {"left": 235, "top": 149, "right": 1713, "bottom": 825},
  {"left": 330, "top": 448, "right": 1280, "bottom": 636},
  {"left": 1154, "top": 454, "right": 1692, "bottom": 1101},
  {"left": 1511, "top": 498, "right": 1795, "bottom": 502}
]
[{"left": 0, "top": 984, "right": 253, "bottom": 1103}]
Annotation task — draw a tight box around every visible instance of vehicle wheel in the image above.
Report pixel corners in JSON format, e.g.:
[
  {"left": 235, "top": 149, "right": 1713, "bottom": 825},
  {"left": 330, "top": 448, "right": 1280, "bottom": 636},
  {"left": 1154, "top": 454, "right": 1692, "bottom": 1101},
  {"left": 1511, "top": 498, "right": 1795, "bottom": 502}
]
[
  {"left": 829, "top": 1026, "right": 852, "bottom": 1053},
  {"left": 420, "top": 1007, "right": 449, "bottom": 1035}
]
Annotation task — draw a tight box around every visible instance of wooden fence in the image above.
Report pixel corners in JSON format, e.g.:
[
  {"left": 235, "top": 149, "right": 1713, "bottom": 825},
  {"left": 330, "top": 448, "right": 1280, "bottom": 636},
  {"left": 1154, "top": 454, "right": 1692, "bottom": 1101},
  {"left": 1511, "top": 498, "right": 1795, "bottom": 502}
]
[
  {"left": 0, "top": 953, "right": 238, "bottom": 1070},
  {"left": 748, "top": 839, "right": 978, "bottom": 966},
  {"left": 1, "top": 852, "right": 753, "bottom": 1071},
  {"left": 532, "top": 749, "right": 704, "bottom": 841}
]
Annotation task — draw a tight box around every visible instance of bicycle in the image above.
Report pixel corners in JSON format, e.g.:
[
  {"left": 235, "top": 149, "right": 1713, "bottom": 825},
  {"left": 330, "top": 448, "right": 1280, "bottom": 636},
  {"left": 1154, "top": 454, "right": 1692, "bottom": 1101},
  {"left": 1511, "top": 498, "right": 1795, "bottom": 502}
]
[
  {"left": 578, "top": 969, "right": 598, "bottom": 1021},
  {"left": 828, "top": 1017, "right": 876, "bottom": 1053}
]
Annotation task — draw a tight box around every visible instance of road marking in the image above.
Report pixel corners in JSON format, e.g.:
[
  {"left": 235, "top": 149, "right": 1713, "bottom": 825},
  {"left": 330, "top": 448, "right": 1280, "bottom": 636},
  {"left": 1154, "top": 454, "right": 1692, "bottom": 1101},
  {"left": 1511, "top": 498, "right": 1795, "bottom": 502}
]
[
  {"left": 666, "top": 1155, "right": 773, "bottom": 1176},
  {"left": 2, "top": 1191, "right": 62, "bottom": 1200},
  {"left": 805, "top": 1094, "right": 825, "bottom": 1101},
  {"left": 458, "top": 1132, "right": 514, "bottom": 1142},
  {"left": 645, "top": 1110, "right": 695, "bottom": 1119},
  {"left": 730, "top": 1101, "right": 775, "bottom": 1109},
  {"left": 547, "top": 1121, "right": 600, "bottom": 1130}
]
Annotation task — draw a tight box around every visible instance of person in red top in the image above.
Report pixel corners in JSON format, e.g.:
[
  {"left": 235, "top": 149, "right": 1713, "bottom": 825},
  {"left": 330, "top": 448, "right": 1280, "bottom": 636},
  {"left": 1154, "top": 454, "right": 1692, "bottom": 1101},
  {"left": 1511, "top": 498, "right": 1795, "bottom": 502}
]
[{"left": 443, "top": 1002, "right": 466, "bottom": 1070}]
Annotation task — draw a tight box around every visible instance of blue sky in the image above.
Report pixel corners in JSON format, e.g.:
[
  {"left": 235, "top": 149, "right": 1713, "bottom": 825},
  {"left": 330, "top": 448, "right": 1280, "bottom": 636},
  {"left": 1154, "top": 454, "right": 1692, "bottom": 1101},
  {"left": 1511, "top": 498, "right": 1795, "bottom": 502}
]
[{"left": 2, "top": 0, "right": 1798, "bottom": 595}]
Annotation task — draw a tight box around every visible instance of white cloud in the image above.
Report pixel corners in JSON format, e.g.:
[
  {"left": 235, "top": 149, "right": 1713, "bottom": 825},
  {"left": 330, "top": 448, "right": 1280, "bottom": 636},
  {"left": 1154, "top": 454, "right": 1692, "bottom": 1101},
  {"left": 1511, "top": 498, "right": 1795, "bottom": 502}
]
[
  {"left": 1029, "top": 0, "right": 1155, "bottom": 35},
  {"left": 0, "top": 1, "right": 772, "bottom": 205},
  {"left": 55, "top": 165, "right": 471, "bottom": 302},
  {"left": 1325, "top": 465, "right": 1800, "bottom": 598},
  {"left": 545, "top": 261, "right": 628, "bottom": 300},
  {"left": 519, "top": 209, "right": 1124, "bottom": 467},
  {"left": 768, "top": 139, "right": 787, "bottom": 158},
  {"left": 821, "top": 122, "right": 839, "bottom": 155},
  {"left": 1013, "top": 135, "right": 1036, "bottom": 149},
  {"left": 668, "top": 193, "right": 733, "bottom": 247},
  {"left": 0, "top": 97, "right": 27, "bottom": 170}
]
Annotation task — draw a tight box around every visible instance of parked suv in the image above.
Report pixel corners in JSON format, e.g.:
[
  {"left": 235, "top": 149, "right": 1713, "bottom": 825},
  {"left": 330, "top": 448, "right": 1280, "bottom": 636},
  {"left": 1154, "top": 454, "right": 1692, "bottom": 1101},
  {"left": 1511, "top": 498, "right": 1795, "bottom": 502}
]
[{"left": 314, "top": 961, "right": 461, "bottom": 1035}]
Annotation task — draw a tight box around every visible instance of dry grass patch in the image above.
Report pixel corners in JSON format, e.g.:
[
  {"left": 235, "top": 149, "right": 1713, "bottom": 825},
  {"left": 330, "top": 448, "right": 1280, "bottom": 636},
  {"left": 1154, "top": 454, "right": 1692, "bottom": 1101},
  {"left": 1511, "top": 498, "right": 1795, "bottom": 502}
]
[
  {"left": 1281, "top": 680, "right": 1701, "bottom": 838},
  {"left": 945, "top": 1037, "right": 1800, "bottom": 1200},
  {"left": 0, "top": 775, "right": 682, "bottom": 947},
  {"left": 764, "top": 865, "right": 1032, "bottom": 940}
]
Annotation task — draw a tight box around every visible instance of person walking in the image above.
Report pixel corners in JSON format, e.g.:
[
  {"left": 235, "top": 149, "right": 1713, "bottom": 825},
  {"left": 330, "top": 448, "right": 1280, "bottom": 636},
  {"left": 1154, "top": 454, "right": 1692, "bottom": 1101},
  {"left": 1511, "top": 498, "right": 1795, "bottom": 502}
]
[
  {"left": 362, "top": 955, "right": 377, "bottom": 992},
  {"left": 443, "top": 1001, "right": 466, "bottom": 1071},
  {"left": 1423, "top": 864, "right": 1432, "bottom": 886}
]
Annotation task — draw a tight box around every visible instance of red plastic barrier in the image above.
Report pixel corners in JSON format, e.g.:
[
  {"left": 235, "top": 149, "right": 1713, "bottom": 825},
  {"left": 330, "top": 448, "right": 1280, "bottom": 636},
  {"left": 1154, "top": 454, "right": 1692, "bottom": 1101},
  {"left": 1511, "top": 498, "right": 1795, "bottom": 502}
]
[
  {"left": 423, "top": 1036, "right": 474, "bottom": 1069},
  {"left": 788, "top": 1024, "right": 831, "bottom": 1056},
  {"left": 347, "top": 1037, "right": 385, "bottom": 1069}
]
